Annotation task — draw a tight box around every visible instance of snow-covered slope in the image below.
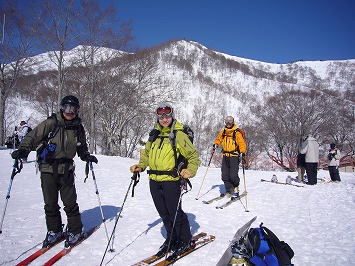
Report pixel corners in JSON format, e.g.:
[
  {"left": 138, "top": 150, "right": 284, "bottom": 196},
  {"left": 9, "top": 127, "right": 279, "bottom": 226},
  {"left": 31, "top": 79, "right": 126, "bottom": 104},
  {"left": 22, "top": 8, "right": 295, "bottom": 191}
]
[{"left": 0, "top": 149, "right": 354, "bottom": 265}]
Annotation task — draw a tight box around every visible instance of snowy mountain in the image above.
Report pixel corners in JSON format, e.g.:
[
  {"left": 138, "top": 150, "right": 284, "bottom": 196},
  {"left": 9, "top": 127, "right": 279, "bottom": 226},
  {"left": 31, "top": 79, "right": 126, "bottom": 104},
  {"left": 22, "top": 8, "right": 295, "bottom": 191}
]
[
  {"left": 0, "top": 149, "right": 354, "bottom": 265},
  {"left": 17, "top": 39, "right": 355, "bottom": 124}
]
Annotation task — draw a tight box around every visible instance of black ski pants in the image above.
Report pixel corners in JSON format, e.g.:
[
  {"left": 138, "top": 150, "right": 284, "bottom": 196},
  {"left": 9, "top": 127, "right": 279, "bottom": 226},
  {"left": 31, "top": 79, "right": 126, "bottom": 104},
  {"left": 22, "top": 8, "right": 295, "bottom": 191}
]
[
  {"left": 149, "top": 180, "right": 192, "bottom": 244},
  {"left": 328, "top": 166, "right": 341, "bottom": 182},
  {"left": 40, "top": 171, "right": 82, "bottom": 234},
  {"left": 221, "top": 155, "right": 240, "bottom": 194},
  {"left": 305, "top": 162, "right": 318, "bottom": 185}
]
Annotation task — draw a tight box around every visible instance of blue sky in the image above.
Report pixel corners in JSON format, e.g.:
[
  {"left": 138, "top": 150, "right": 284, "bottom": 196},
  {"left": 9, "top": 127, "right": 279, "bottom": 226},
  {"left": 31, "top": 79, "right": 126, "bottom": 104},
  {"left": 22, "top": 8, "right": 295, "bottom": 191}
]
[{"left": 101, "top": 0, "right": 355, "bottom": 63}]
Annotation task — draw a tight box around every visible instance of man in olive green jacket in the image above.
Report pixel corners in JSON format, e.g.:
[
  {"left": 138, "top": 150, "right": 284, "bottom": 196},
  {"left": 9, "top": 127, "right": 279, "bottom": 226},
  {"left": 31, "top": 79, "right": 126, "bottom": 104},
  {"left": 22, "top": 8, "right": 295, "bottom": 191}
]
[
  {"left": 12, "top": 95, "right": 97, "bottom": 248},
  {"left": 130, "top": 102, "right": 200, "bottom": 259}
]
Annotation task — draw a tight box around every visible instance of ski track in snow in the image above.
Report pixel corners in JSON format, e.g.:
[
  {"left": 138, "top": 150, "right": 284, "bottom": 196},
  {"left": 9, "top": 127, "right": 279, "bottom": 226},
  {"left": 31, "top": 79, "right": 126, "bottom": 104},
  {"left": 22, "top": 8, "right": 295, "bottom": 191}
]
[{"left": 0, "top": 149, "right": 354, "bottom": 265}]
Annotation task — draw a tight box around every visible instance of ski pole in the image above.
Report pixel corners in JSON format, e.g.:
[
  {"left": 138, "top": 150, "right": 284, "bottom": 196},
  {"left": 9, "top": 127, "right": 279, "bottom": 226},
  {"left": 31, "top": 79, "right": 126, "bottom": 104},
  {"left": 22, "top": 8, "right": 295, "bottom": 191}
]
[
  {"left": 84, "top": 161, "right": 111, "bottom": 251},
  {"left": 195, "top": 149, "right": 215, "bottom": 200},
  {"left": 163, "top": 171, "right": 190, "bottom": 264},
  {"left": 241, "top": 154, "right": 249, "bottom": 212},
  {"left": 0, "top": 159, "right": 23, "bottom": 234},
  {"left": 100, "top": 172, "right": 139, "bottom": 266}
]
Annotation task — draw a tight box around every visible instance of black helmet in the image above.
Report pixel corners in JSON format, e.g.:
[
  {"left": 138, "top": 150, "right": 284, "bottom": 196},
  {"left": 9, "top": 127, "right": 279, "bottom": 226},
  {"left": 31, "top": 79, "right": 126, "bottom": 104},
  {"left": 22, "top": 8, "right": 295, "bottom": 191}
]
[
  {"left": 61, "top": 95, "right": 80, "bottom": 107},
  {"left": 330, "top": 143, "right": 336, "bottom": 149}
]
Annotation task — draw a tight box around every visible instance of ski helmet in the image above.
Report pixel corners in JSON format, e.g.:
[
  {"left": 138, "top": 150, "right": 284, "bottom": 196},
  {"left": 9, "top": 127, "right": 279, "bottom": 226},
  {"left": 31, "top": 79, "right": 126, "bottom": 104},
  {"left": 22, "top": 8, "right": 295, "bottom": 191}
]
[
  {"left": 61, "top": 95, "right": 80, "bottom": 107},
  {"left": 225, "top": 116, "right": 234, "bottom": 126},
  {"left": 156, "top": 102, "right": 174, "bottom": 120}
]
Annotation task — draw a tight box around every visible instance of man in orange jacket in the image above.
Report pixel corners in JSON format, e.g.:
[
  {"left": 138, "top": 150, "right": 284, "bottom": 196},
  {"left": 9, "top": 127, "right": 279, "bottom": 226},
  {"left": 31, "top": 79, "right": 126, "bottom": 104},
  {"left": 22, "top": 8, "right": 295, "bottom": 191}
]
[{"left": 212, "top": 116, "right": 246, "bottom": 197}]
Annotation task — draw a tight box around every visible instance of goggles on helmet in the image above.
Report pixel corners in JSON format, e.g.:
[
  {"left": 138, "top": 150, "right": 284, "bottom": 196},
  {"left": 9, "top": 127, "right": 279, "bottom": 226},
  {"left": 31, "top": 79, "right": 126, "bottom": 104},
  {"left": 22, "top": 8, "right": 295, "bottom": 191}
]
[
  {"left": 61, "top": 103, "right": 79, "bottom": 115},
  {"left": 156, "top": 106, "right": 172, "bottom": 118}
]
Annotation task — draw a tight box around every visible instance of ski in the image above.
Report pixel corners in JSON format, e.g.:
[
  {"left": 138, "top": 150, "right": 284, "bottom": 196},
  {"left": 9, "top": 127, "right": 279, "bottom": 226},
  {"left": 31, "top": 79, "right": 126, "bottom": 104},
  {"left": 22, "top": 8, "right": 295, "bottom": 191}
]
[
  {"left": 216, "top": 216, "right": 257, "bottom": 266},
  {"left": 42, "top": 226, "right": 99, "bottom": 266},
  {"left": 202, "top": 194, "right": 229, "bottom": 204},
  {"left": 216, "top": 191, "right": 247, "bottom": 209},
  {"left": 16, "top": 235, "right": 66, "bottom": 266},
  {"left": 131, "top": 232, "right": 208, "bottom": 266},
  {"left": 261, "top": 179, "right": 304, "bottom": 187},
  {"left": 153, "top": 234, "right": 215, "bottom": 266}
]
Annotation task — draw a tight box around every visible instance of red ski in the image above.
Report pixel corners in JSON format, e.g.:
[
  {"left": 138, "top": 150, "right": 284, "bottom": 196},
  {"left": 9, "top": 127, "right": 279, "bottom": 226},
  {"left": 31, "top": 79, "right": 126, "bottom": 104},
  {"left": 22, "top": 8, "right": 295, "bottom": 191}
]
[
  {"left": 43, "top": 226, "right": 99, "bottom": 266},
  {"left": 16, "top": 236, "right": 65, "bottom": 266}
]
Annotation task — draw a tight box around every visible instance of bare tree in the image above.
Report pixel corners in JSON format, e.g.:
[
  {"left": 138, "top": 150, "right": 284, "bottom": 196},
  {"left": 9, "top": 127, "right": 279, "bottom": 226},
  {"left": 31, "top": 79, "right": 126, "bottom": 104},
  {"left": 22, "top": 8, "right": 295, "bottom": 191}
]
[
  {"left": 0, "top": 0, "right": 39, "bottom": 145},
  {"left": 32, "top": 0, "right": 82, "bottom": 109},
  {"left": 71, "top": 0, "right": 135, "bottom": 153},
  {"left": 96, "top": 51, "right": 174, "bottom": 156},
  {"left": 253, "top": 89, "right": 333, "bottom": 171}
]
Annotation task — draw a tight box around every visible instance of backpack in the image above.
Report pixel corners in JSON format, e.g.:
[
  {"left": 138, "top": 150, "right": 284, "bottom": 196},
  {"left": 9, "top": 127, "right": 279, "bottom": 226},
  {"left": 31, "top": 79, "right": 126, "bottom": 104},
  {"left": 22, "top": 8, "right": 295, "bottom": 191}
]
[
  {"left": 147, "top": 124, "right": 194, "bottom": 176},
  {"left": 247, "top": 223, "right": 294, "bottom": 266},
  {"left": 222, "top": 127, "right": 246, "bottom": 153},
  {"left": 26, "top": 126, "right": 32, "bottom": 133}
]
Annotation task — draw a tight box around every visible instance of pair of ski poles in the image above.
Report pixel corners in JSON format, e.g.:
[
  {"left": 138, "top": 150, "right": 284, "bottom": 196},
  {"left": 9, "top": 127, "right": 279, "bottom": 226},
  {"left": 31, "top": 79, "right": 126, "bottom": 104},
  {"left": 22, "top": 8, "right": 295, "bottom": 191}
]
[
  {"left": 0, "top": 158, "right": 111, "bottom": 241},
  {"left": 195, "top": 150, "right": 249, "bottom": 212}
]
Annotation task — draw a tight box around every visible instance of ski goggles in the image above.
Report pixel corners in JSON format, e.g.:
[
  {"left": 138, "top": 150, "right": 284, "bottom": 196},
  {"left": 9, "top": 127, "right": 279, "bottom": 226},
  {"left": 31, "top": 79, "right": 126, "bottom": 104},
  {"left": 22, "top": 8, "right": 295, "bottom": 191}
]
[
  {"left": 61, "top": 103, "right": 79, "bottom": 115},
  {"left": 156, "top": 106, "right": 172, "bottom": 118},
  {"left": 225, "top": 118, "right": 234, "bottom": 126}
]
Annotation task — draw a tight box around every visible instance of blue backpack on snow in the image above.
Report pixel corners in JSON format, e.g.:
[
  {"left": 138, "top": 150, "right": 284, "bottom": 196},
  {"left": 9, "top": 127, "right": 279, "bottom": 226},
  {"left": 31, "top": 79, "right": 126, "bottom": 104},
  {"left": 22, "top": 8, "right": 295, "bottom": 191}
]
[{"left": 247, "top": 223, "right": 294, "bottom": 266}]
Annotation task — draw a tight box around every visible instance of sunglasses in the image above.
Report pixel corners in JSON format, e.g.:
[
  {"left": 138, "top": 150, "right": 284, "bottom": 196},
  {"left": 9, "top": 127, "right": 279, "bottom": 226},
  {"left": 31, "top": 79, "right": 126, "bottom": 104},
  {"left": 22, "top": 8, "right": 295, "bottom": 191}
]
[
  {"left": 62, "top": 104, "right": 79, "bottom": 115},
  {"left": 156, "top": 106, "right": 172, "bottom": 117}
]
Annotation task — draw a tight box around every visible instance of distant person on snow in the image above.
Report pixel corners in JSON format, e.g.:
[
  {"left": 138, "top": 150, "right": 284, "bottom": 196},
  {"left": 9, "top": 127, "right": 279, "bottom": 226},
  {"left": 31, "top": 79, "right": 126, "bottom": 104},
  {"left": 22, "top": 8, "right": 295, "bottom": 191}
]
[
  {"left": 14, "top": 120, "right": 31, "bottom": 162},
  {"left": 11, "top": 95, "right": 98, "bottom": 249},
  {"left": 130, "top": 102, "right": 200, "bottom": 259},
  {"left": 300, "top": 135, "right": 319, "bottom": 185},
  {"left": 296, "top": 152, "right": 306, "bottom": 183},
  {"left": 16, "top": 120, "right": 31, "bottom": 142},
  {"left": 327, "top": 143, "right": 341, "bottom": 182},
  {"left": 211, "top": 116, "right": 246, "bottom": 197}
]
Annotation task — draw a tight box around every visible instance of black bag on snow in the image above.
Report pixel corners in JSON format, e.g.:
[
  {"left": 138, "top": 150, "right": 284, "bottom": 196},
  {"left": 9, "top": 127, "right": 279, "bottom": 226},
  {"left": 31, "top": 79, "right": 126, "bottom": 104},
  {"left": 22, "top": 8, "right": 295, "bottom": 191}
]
[{"left": 247, "top": 223, "right": 294, "bottom": 266}]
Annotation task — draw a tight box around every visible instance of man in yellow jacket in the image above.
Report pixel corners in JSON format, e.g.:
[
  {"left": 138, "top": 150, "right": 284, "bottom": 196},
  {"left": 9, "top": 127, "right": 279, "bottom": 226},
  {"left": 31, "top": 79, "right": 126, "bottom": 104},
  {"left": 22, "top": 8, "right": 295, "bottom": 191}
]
[
  {"left": 212, "top": 116, "right": 246, "bottom": 197},
  {"left": 130, "top": 102, "right": 200, "bottom": 259}
]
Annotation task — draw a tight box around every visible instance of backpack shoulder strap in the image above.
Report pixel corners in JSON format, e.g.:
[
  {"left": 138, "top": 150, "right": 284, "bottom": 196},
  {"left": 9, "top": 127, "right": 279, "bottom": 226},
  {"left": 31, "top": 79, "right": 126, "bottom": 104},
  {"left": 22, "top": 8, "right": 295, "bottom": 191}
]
[
  {"left": 47, "top": 113, "right": 60, "bottom": 140},
  {"left": 148, "top": 128, "right": 160, "bottom": 142}
]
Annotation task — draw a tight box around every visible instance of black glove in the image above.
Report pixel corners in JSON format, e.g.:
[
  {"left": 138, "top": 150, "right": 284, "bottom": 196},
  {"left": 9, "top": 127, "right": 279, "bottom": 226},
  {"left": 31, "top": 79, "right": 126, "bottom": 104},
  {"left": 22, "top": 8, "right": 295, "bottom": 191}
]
[
  {"left": 82, "top": 154, "right": 98, "bottom": 164},
  {"left": 11, "top": 149, "right": 29, "bottom": 159},
  {"left": 240, "top": 153, "right": 246, "bottom": 164},
  {"left": 212, "top": 144, "right": 218, "bottom": 149}
]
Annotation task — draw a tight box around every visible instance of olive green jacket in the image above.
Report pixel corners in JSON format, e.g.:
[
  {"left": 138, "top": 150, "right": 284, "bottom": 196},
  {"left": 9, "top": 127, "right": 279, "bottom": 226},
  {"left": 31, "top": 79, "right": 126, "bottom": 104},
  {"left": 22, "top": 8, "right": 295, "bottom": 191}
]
[
  {"left": 138, "top": 120, "right": 200, "bottom": 182},
  {"left": 19, "top": 112, "right": 90, "bottom": 174}
]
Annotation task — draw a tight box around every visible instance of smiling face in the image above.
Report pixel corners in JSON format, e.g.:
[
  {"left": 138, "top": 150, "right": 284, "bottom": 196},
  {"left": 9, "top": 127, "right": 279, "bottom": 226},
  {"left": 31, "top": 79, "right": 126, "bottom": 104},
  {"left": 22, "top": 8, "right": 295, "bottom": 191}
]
[{"left": 158, "top": 115, "right": 173, "bottom": 128}]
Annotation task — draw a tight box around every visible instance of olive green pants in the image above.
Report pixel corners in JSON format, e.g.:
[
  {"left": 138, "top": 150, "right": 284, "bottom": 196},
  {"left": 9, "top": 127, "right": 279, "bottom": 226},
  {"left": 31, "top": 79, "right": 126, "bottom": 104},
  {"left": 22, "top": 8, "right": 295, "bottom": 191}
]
[{"left": 40, "top": 171, "right": 82, "bottom": 234}]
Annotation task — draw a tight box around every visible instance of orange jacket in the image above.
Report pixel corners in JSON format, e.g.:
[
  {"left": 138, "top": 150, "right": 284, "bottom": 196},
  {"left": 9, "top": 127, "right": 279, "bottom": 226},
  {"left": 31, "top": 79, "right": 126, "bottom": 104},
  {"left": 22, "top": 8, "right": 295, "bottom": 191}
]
[{"left": 214, "top": 124, "right": 246, "bottom": 157}]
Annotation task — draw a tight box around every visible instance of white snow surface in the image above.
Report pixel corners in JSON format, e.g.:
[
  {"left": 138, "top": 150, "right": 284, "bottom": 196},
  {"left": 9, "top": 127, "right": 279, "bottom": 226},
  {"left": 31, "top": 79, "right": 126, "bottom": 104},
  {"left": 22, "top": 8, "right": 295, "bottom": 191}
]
[{"left": 0, "top": 149, "right": 354, "bottom": 265}]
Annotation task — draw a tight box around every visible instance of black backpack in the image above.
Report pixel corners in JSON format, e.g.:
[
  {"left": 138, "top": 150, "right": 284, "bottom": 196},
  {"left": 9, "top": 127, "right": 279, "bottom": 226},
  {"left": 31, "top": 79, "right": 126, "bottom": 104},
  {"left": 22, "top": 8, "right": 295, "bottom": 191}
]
[{"left": 247, "top": 223, "right": 294, "bottom": 266}]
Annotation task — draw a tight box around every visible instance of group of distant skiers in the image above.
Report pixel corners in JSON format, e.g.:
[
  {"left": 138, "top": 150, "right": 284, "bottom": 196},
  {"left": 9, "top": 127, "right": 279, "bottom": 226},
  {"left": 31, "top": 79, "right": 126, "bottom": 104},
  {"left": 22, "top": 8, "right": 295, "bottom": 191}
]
[{"left": 297, "top": 136, "right": 341, "bottom": 184}]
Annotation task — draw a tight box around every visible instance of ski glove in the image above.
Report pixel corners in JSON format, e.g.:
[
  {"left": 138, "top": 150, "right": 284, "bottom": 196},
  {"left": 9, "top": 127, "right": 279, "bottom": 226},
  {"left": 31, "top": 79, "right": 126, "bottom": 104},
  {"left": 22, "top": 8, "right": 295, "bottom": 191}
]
[
  {"left": 180, "top": 169, "right": 194, "bottom": 178},
  {"left": 130, "top": 164, "right": 142, "bottom": 173},
  {"left": 240, "top": 153, "right": 246, "bottom": 164},
  {"left": 82, "top": 154, "right": 98, "bottom": 164},
  {"left": 11, "top": 149, "right": 29, "bottom": 159},
  {"left": 211, "top": 144, "right": 217, "bottom": 154}
]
